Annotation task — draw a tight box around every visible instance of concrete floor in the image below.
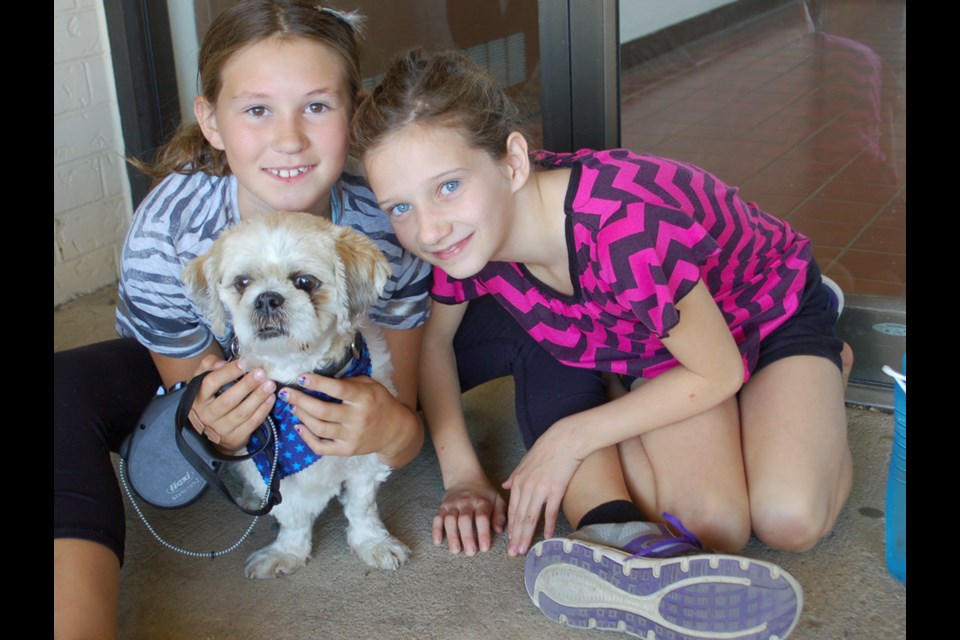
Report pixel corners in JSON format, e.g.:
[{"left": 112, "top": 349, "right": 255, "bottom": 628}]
[{"left": 54, "top": 285, "right": 906, "bottom": 639}]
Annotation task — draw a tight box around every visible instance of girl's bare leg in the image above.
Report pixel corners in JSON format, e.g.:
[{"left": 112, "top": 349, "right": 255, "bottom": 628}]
[
  {"left": 619, "top": 395, "right": 751, "bottom": 552},
  {"left": 740, "top": 354, "right": 853, "bottom": 552},
  {"left": 54, "top": 538, "right": 119, "bottom": 640},
  {"left": 560, "top": 444, "right": 634, "bottom": 529}
]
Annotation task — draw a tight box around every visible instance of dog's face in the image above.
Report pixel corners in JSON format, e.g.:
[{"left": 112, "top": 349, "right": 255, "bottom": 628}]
[{"left": 182, "top": 211, "right": 390, "bottom": 372}]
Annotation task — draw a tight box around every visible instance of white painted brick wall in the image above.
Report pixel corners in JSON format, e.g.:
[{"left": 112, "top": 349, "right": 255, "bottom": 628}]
[{"left": 54, "top": 0, "right": 133, "bottom": 307}]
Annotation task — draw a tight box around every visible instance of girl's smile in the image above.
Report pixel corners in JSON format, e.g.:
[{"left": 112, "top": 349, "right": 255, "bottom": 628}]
[
  {"left": 265, "top": 165, "right": 315, "bottom": 180},
  {"left": 432, "top": 233, "right": 474, "bottom": 262},
  {"left": 195, "top": 36, "right": 351, "bottom": 220}
]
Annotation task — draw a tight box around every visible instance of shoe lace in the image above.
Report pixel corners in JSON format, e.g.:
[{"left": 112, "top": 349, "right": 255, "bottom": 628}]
[{"left": 624, "top": 512, "right": 704, "bottom": 558}]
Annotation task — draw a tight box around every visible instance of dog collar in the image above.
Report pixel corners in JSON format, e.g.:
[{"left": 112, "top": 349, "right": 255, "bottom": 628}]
[
  {"left": 248, "top": 333, "right": 373, "bottom": 482},
  {"left": 226, "top": 331, "right": 365, "bottom": 380},
  {"left": 310, "top": 331, "right": 366, "bottom": 379}
]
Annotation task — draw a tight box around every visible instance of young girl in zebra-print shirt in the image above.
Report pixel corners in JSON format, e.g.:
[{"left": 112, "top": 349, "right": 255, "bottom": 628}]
[
  {"left": 354, "top": 48, "right": 853, "bottom": 640},
  {"left": 55, "top": 4, "right": 432, "bottom": 637}
]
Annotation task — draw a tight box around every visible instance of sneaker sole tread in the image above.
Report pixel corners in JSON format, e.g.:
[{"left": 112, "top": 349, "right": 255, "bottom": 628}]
[{"left": 525, "top": 538, "right": 802, "bottom": 640}]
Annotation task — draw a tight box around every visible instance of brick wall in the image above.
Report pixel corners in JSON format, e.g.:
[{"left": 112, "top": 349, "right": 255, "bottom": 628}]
[{"left": 54, "top": 0, "right": 132, "bottom": 306}]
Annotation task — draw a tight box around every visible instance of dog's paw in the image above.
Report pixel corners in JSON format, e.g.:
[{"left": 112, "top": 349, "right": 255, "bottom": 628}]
[
  {"left": 244, "top": 547, "right": 309, "bottom": 579},
  {"left": 354, "top": 536, "right": 410, "bottom": 570}
]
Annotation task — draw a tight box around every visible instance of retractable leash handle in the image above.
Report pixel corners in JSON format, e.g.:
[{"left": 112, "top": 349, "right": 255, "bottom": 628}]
[
  {"left": 118, "top": 371, "right": 283, "bottom": 558},
  {"left": 173, "top": 372, "right": 282, "bottom": 516}
]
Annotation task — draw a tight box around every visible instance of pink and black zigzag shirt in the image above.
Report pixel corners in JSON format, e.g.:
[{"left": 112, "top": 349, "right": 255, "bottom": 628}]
[{"left": 431, "top": 149, "right": 812, "bottom": 381}]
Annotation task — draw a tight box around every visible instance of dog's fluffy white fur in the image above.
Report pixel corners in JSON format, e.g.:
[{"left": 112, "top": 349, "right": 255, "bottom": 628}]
[{"left": 182, "top": 211, "right": 409, "bottom": 579}]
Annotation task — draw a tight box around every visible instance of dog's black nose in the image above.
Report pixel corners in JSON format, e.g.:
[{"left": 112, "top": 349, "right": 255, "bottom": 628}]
[{"left": 255, "top": 291, "right": 285, "bottom": 316}]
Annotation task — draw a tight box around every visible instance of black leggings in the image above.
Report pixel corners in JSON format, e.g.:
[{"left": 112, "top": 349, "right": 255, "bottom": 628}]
[
  {"left": 54, "top": 338, "right": 162, "bottom": 563},
  {"left": 53, "top": 297, "right": 606, "bottom": 564},
  {"left": 453, "top": 297, "right": 607, "bottom": 449}
]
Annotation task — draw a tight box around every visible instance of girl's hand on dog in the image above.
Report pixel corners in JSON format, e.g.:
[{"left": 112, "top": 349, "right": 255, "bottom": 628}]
[
  {"left": 186, "top": 356, "right": 276, "bottom": 452},
  {"left": 433, "top": 477, "right": 507, "bottom": 555},
  {"left": 281, "top": 373, "right": 418, "bottom": 462}
]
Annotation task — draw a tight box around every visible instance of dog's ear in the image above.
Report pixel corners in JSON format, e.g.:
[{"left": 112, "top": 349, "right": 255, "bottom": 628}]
[
  {"left": 181, "top": 242, "right": 229, "bottom": 335},
  {"left": 332, "top": 226, "right": 391, "bottom": 332}
]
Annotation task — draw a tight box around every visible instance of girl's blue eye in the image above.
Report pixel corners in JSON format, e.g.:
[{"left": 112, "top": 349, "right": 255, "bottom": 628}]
[
  {"left": 440, "top": 180, "right": 460, "bottom": 195},
  {"left": 306, "top": 102, "right": 329, "bottom": 114},
  {"left": 389, "top": 203, "right": 411, "bottom": 216}
]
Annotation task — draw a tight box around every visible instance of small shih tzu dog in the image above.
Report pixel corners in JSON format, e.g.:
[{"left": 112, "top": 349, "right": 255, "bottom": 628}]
[{"left": 182, "top": 211, "right": 409, "bottom": 579}]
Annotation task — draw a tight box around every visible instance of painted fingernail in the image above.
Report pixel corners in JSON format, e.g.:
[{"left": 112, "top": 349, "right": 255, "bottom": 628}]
[
  {"left": 278, "top": 389, "right": 289, "bottom": 401},
  {"left": 297, "top": 375, "right": 308, "bottom": 386},
  {"left": 294, "top": 425, "right": 302, "bottom": 435}
]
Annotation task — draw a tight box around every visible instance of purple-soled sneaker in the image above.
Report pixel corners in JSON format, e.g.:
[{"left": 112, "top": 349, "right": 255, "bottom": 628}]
[{"left": 525, "top": 515, "right": 803, "bottom": 640}]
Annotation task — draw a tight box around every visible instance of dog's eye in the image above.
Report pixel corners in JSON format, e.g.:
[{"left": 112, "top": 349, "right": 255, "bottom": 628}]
[
  {"left": 293, "top": 274, "right": 321, "bottom": 292},
  {"left": 233, "top": 276, "right": 251, "bottom": 293}
]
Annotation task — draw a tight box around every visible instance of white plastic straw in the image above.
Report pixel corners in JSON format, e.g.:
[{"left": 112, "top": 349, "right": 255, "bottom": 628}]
[{"left": 882, "top": 365, "right": 906, "bottom": 393}]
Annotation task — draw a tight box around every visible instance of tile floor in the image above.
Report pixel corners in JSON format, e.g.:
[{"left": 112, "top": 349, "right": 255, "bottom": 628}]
[{"left": 618, "top": 0, "right": 906, "bottom": 299}]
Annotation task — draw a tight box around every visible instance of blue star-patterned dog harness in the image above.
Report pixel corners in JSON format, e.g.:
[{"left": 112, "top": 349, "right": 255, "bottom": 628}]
[{"left": 247, "top": 332, "right": 372, "bottom": 482}]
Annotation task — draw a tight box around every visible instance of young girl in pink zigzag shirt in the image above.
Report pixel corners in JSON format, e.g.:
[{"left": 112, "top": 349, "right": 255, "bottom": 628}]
[{"left": 353, "top": 47, "right": 854, "bottom": 640}]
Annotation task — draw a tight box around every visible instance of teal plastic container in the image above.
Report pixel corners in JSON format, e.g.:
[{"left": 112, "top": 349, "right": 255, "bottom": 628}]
[{"left": 884, "top": 354, "right": 906, "bottom": 583}]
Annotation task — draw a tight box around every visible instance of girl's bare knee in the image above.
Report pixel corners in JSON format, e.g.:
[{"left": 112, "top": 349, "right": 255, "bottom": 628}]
[
  {"left": 674, "top": 506, "right": 751, "bottom": 553},
  {"left": 751, "top": 500, "right": 834, "bottom": 552}
]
